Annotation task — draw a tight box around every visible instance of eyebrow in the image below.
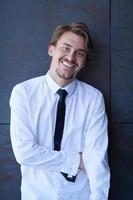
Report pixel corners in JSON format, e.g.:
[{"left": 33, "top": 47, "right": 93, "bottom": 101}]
[{"left": 63, "top": 43, "right": 87, "bottom": 53}]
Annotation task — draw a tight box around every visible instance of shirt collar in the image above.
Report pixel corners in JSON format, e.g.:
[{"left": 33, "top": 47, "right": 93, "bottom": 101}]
[{"left": 45, "top": 72, "right": 76, "bottom": 96}]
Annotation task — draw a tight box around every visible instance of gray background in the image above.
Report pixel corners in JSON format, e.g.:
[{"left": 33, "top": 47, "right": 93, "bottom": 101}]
[{"left": 0, "top": 0, "right": 133, "bottom": 199}]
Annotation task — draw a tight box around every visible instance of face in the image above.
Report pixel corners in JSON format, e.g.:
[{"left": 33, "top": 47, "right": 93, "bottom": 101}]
[{"left": 48, "top": 31, "right": 87, "bottom": 86}]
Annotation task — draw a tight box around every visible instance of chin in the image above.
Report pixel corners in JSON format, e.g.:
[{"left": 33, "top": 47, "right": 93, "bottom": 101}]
[{"left": 59, "top": 73, "right": 74, "bottom": 81}]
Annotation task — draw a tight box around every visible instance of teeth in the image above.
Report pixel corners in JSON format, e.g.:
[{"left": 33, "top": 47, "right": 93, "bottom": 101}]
[{"left": 62, "top": 60, "right": 73, "bottom": 68}]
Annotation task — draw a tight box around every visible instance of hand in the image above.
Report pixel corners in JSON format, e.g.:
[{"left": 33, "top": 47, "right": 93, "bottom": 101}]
[{"left": 79, "top": 153, "right": 84, "bottom": 169}]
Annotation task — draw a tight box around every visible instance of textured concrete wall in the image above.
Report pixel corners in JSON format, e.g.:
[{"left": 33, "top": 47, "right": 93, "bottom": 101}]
[
  {"left": 109, "top": 0, "right": 133, "bottom": 199},
  {"left": 0, "top": 0, "right": 132, "bottom": 199}
]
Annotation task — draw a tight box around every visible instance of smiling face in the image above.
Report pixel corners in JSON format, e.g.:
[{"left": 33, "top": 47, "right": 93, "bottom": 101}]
[{"left": 48, "top": 31, "right": 87, "bottom": 87}]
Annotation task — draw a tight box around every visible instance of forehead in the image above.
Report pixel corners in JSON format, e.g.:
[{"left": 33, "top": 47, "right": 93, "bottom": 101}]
[{"left": 57, "top": 31, "right": 86, "bottom": 49}]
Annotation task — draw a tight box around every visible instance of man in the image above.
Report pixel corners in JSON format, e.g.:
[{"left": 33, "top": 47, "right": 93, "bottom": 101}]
[{"left": 10, "top": 22, "right": 110, "bottom": 200}]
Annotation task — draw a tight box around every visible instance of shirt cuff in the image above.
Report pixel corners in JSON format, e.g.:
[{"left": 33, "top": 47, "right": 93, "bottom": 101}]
[{"left": 60, "top": 151, "right": 80, "bottom": 176}]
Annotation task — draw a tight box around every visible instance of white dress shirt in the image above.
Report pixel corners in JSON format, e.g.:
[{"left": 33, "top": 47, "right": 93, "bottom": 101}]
[{"left": 10, "top": 73, "right": 110, "bottom": 200}]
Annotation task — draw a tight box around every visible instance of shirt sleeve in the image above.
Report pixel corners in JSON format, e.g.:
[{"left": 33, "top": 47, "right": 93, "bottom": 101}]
[
  {"left": 10, "top": 84, "right": 80, "bottom": 176},
  {"left": 82, "top": 92, "right": 110, "bottom": 200}
]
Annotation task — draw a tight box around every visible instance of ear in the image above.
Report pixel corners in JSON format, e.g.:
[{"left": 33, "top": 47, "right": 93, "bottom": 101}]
[{"left": 48, "top": 45, "right": 54, "bottom": 56}]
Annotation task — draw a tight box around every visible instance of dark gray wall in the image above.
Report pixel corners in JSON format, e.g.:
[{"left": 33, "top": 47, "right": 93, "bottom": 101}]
[
  {"left": 109, "top": 0, "right": 133, "bottom": 199},
  {"left": 0, "top": 1, "right": 132, "bottom": 199}
]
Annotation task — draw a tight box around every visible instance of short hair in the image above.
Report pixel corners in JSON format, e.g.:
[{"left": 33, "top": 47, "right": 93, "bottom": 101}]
[{"left": 49, "top": 22, "right": 93, "bottom": 61}]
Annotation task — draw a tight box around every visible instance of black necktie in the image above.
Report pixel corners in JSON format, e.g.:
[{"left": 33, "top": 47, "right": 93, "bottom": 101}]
[
  {"left": 54, "top": 89, "right": 68, "bottom": 151},
  {"left": 54, "top": 89, "right": 76, "bottom": 182}
]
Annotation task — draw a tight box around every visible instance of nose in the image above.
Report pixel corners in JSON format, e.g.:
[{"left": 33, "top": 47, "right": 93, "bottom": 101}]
[{"left": 67, "top": 51, "right": 76, "bottom": 63}]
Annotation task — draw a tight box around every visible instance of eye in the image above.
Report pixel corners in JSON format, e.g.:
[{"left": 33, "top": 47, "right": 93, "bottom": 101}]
[
  {"left": 76, "top": 51, "right": 86, "bottom": 58},
  {"left": 62, "top": 46, "right": 70, "bottom": 52}
]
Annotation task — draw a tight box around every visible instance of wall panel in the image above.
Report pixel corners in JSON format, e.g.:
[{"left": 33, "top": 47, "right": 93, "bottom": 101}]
[
  {"left": 110, "top": 0, "right": 133, "bottom": 199},
  {"left": 0, "top": 125, "right": 21, "bottom": 200},
  {"left": 109, "top": 124, "right": 133, "bottom": 200},
  {"left": 111, "top": 0, "right": 133, "bottom": 122},
  {"left": 0, "top": 0, "right": 110, "bottom": 123}
]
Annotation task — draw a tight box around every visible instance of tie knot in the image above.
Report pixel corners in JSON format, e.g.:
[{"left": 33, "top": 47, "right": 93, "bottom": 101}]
[{"left": 57, "top": 89, "right": 68, "bottom": 100}]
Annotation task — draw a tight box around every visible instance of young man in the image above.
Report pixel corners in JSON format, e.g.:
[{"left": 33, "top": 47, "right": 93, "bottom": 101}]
[{"left": 10, "top": 22, "right": 110, "bottom": 200}]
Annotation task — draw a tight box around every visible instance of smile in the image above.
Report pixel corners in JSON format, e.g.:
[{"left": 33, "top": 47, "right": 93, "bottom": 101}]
[{"left": 61, "top": 60, "right": 75, "bottom": 68}]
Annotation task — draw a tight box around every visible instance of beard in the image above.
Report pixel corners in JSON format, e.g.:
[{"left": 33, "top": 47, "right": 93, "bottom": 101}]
[
  {"left": 55, "top": 58, "right": 79, "bottom": 80},
  {"left": 56, "top": 68, "right": 74, "bottom": 80}
]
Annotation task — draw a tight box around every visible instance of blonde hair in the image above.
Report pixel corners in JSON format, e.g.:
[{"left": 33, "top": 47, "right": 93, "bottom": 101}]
[{"left": 49, "top": 22, "right": 93, "bottom": 61}]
